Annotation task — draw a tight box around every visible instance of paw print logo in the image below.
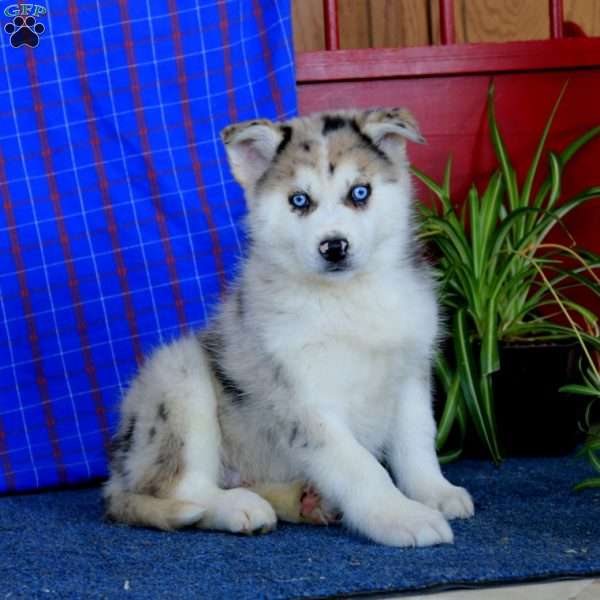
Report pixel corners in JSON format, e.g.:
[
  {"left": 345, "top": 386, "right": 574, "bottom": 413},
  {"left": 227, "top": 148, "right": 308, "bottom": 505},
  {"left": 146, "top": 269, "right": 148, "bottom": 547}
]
[{"left": 4, "top": 16, "right": 45, "bottom": 48}]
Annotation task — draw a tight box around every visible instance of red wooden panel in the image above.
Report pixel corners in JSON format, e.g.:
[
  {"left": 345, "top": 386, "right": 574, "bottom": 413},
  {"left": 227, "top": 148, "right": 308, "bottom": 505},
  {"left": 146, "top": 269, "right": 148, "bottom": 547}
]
[
  {"left": 439, "top": 0, "right": 456, "bottom": 45},
  {"left": 297, "top": 71, "right": 600, "bottom": 256},
  {"left": 549, "top": 0, "right": 565, "bottom": 39},
  {"left": 296, "top": 38, "right": 600, "bottom": 82},
  {"left": 322, "top": 0, "right": 339, "bottom": 51}
]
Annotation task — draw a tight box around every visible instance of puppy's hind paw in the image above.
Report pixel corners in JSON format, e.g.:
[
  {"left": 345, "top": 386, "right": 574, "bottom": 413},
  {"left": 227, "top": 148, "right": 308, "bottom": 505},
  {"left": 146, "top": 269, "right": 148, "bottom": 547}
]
[{"left": 300, "top": 484, "right": 341, "bottom": 525}]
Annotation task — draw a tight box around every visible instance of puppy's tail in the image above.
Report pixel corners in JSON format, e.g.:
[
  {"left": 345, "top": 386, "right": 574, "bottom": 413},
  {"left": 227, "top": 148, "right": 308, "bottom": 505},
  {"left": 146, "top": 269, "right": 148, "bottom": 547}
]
[{"left": 105, "top": 491, "right": 206, "bottom": 530}]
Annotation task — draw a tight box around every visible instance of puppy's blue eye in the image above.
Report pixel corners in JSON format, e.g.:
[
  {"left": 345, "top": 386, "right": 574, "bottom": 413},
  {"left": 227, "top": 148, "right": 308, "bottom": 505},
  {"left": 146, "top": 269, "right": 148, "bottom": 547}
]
[
  {"left": 350, "top": 184, "right": 370, "bottom": 204},
  {"left": 289, "top": 192, "right": 311, "bottom": 210}
]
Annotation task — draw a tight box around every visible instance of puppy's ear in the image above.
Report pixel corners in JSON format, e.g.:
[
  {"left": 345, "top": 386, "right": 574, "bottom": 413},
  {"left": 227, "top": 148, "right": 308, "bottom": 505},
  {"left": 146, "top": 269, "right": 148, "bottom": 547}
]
[
  {"left": 359, "top": 108, "right": 425, "bottom": 162},
  {"left": 221, "top": 120, "right": 289, "bottom": 190}
]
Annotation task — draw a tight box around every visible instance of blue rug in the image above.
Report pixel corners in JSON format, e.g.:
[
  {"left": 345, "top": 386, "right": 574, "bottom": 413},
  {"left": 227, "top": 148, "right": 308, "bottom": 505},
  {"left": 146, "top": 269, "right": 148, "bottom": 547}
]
[{"left": 1, "top": 456, "right": 599, "bottom": 599}]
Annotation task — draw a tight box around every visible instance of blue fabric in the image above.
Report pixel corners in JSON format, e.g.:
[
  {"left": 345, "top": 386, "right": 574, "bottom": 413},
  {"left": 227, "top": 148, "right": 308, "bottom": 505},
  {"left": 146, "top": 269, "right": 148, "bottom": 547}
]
[
  {"left": 0, "top": 0, "right": 297, "bottom": 493},
  {"left": 0, "top": 456, "right": 599, "bottom": 598}
]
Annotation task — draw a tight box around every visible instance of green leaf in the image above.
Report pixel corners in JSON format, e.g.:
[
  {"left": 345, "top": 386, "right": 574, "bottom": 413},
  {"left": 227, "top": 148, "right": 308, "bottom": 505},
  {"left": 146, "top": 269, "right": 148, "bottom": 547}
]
[
  {"left": 490, "top": 193, "right": 600, "bottom": 309},
  {"left": 436, "top": 371, "right": 462, "bottom": 450},
  {"left": 506, "top": 323, "right": 600, "bottom": 349},
  {"left": 535, "top": 186, "right": 600, "bottom": 244},
  {"left": 442, "top": 155, "right": 453, "bottom": 199},
  {"left": 587, "top": 448, "right": 600, "bottom": 472},
  {"left": 520, "top": 82, "right": 568, "bottom": 209},
  {"left": 434, "top": 352, "right": 452, "bottom": 390},
  {"left": 533, "top": 125, "right": 600, "bottom": 210},
  {"left": 488, "top": 206, "right": 544, "bottom": 261},
  {"left": 583, "top": 437, "right": 600, "bottom": 453},
  {"left": 546, "top": 151, "right": 562, "bottom": 211},
  {"left": 417, "top": 202, "right": 437, "bottom": 219},
  {"left": 488, "top": 84, "right": 520, "bottom": 212},
  {"left": 423, "top": 215, "right": 472, "bottom": 265},
  {"left": 438, "top": 447, "right": 464, "bottom": 464},
  {"left": 574, "top": 477, "right": 600, "bottom": 491},
  {"left": 560, "top": 125, "right": 600, "bottom": 166},
  {"left": 528, "top": 263, "right": 600, "bottom": 310},
  {"left": 412, "top": 166, "right": 445, "bottom": 200},
  {"left": 529, "top": 151, "right": 562, "bottom": 231},
  {"left": 414, "top": 162, "right": 467, "bottom": 242},
  {"left": 469, "top": 185, "right": 482, "bottom": 277},
  {"left": 480, "top": 295, "right": 500, "bottom": 375},
  {"left": 559, "top": 384, "right": 600, "bottom": 398},
  {"left": 478, "top": 370, "right": 502, "bottom": 462},
  {"left": 553, "top": 298, "right": 598, "bottom": 327},
  {"left": 583, "top": 367, "right": 600, "bottom": 389},
  {"left": 453, "top": 309, "right": 501, "bottom": 463},
  {"left": 477, "top": 171, "right": 504, "bottom": 275}
]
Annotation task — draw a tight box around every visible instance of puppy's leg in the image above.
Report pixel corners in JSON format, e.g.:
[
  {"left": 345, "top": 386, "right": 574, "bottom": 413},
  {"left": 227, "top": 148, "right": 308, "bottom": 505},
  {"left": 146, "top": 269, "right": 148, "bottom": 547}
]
[
  {"left": 167, "top": 346, "right": 276, "bottom": 535},
  {"left": 388, "top": 373, "right": 474, "bottom": 520},
  {"left": 106, "top": 335, "right": 276, "bottom": 534},
  {"left": 294, "top": 415, "right": 453, "bottom": 546}
]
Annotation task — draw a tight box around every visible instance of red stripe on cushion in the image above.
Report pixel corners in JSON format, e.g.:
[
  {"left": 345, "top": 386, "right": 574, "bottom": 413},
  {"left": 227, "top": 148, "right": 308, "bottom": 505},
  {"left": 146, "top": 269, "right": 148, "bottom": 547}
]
[
  {"left": 218, "top": 1, "right": 238, "bottom": 124},
  {"left": 117, "top": 0, "right": 190, "bottom": 327},
  {"left": 67, "top": 0, "right": 144, "bottom": 366},
  {"left": 251, "top": 0, "right": 284, "bottom": 116},
  {"left": 167, "top": 0, "right": 226, "bottom": 292},
  {"left": 0, "top": 146, "right": 64, "bottom": 486},
  {"left": 25, "top": 49, "right": 112, "bottom": 460}
]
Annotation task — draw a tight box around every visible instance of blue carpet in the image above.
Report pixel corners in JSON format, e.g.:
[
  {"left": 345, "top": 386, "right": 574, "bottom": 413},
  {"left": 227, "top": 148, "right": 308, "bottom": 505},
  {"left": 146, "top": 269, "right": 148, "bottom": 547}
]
[{"left": 1, "top": 456, "right": 599, "bottom": 599}]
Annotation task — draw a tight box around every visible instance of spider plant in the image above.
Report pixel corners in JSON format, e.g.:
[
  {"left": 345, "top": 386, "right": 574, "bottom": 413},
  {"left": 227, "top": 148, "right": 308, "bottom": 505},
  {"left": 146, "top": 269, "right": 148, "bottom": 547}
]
[
  {"left": 413, "top": 82, "right": 600, "bottom": 464},
  {"left": 547, "top": 251, "right": 600, "bottom": 490},
  {"left": 562, "top": 364, "right": 600, "bottom": 490}
]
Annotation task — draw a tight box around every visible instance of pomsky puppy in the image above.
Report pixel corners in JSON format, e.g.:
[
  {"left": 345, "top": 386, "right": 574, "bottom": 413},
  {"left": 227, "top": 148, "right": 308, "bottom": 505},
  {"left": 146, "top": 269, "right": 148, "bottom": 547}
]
[{"left": 104, "top": 109, "right": 474, "bottom": 546}]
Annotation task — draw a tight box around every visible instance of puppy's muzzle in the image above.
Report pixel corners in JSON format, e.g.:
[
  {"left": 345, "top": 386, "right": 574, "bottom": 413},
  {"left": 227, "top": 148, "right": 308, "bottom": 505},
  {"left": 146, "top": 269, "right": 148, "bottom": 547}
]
[{"left": 319, "top": 238, "right": 349, "bottom": 265}]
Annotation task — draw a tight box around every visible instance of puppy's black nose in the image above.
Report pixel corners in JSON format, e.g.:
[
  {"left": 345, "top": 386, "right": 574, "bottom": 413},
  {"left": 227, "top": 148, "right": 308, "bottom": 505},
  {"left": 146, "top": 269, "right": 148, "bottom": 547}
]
[{"left": 319, "top": 238, "right": 349, "bottom": 263}]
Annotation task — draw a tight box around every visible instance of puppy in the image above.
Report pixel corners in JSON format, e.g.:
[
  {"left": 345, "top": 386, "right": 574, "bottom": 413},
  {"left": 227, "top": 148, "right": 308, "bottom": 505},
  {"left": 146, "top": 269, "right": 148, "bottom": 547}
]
[{"left": 104, "top": 109, "right": 474, "bottom": 546}]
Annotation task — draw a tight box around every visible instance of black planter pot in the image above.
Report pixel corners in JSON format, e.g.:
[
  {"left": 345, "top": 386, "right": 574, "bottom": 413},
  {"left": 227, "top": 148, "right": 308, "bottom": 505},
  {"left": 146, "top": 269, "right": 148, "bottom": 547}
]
[
  {"left": 490, "top": 342, "right": 584, "bottom": 457},
  {"left": 436, "top": 342, "right": 586, "bottom": 459}
]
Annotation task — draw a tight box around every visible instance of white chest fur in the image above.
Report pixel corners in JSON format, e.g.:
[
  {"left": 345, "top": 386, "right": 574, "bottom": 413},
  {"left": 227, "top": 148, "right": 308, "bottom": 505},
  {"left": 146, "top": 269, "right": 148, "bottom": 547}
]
[{"left": 253, "top": 269, "right": 437, "bottom": 454}]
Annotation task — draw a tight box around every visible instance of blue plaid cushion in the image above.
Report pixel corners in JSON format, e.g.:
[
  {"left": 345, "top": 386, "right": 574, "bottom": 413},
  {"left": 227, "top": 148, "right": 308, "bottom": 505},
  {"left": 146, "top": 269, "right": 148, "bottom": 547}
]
[{"left": 0, "top": 0, "right": 297, "bottom": 493}]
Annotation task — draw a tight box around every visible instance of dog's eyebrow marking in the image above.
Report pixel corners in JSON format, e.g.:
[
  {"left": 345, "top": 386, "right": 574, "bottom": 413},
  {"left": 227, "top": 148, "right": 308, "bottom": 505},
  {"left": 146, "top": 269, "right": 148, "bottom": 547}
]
[
  {"left": 275, "top": 125, "right": 293, "bottom": 156},
  {"left": 350, "top": 119, "right": 391, "bottom": 163},
  {"left": 302, "top": 142, "right": 311, "bottom": 152},
  {"left": 322, "top": 115, "right": 347, "bottom": 135},
  {"left": 255, "top": 125, "right": 293, "bottom": 191}
]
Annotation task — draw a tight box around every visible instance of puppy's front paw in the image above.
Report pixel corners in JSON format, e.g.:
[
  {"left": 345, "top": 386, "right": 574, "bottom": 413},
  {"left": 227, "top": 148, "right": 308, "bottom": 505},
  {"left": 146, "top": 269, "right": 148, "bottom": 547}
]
[
  {"left": 413, "top": 482, "right": 474, "bottom": 520},
  {"left": 360, "top": 499, "right": 453, "bottom": 547}
]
